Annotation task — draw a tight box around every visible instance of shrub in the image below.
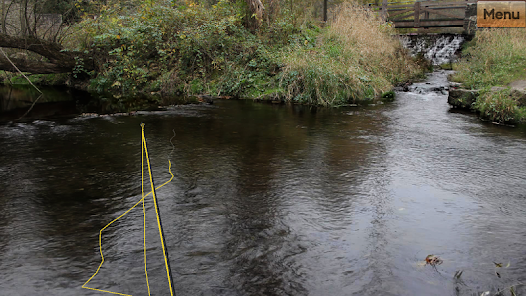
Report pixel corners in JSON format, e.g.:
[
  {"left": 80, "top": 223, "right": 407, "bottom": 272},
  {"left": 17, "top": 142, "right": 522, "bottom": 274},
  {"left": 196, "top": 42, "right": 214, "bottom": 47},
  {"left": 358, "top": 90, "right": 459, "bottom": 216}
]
[{"left": 62, "top": 0, "right": 424, "bottom": 106}]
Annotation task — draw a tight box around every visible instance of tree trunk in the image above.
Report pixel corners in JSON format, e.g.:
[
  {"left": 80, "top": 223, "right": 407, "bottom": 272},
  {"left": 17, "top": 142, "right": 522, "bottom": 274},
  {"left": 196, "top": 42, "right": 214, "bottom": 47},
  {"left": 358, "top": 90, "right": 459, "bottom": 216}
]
[
  {"left": 1, "top": 0, "right": 5, "bottom": 34},
  {"left": 0, "top": 33, "right": 91, "bottom": 74},
  {"left": 0, "top": 55, "right": 76, "bottom": 73},
  {"left": 245, "top": 0, "right": 264, "bottom": 28}
]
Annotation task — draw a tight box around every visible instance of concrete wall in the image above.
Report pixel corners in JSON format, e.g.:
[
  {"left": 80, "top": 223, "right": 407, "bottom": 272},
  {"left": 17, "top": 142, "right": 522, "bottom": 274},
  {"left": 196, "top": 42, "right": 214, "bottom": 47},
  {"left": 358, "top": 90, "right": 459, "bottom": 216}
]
[{"left": 463, "top": 3, "right": 477, "bottom": 35}]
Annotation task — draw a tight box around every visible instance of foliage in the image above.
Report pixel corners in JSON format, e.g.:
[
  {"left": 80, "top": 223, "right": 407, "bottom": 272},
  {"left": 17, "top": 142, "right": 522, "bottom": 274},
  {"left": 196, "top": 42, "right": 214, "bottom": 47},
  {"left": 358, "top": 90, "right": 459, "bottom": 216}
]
[
  {"left": 65, "top": 0, "right": 282, "bottom": 100},
  {"left": 61, "top": 0, "right": 425, "bottom": 107}
]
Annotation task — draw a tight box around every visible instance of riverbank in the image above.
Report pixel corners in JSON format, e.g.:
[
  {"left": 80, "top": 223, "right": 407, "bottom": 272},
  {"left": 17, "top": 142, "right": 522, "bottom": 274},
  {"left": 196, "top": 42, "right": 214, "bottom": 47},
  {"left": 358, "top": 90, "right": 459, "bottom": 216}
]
[
  {"left": 448, "top": 28, "right": 526, "bottom": 124},
  {"left": 1, "top": 1, "right": 426, "bottom": 110}
]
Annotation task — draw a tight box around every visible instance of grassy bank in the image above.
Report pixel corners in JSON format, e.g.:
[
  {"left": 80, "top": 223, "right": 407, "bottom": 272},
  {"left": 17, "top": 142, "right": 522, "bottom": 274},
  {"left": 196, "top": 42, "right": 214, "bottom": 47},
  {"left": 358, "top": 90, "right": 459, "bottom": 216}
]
[
  {"left": 1, "top": 72, "right": 69, "bottom": 86},
  {"left": 279, "top": 4, "right": 424, "bottom": 105},
  {"left": 452, "top": 28, "right": 526, "bottom": 123},
  {"left": 59, "top": 0, "right": 425, "bottom": 108}
]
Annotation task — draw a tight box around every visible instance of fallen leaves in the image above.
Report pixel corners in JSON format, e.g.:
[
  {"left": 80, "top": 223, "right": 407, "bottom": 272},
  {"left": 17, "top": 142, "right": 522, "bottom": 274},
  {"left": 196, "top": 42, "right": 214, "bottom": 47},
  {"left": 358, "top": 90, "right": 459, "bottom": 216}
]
[
  {"left": 425, "top": 255, "right": 443, "bottom": 266},
  {"left": 493, "top": 261, "right": 511, "bottom": 278}
]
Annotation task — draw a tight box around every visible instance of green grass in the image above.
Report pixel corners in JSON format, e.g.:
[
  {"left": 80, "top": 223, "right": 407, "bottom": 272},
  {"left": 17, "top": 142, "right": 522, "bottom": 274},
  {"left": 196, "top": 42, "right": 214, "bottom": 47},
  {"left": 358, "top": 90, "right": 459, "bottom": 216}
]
[
  {"left": 453, "top": 28, "right": 526, "bottom": 123},
  {"left": 7, "top": 73, "right": 69, "bottom": 85},
  {"left": 453, "top": 28, "right": 526, "bottom": 89},
  {"left": 474, "top": 88, "right": 525, "bottom": 123}
]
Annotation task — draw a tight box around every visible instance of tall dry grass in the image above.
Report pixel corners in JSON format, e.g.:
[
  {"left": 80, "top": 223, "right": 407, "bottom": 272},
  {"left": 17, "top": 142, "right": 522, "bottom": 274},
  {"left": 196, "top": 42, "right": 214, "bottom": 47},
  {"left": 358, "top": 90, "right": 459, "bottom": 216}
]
[{"left": 279, "top": 2, "right": 424, "bottom": 106}]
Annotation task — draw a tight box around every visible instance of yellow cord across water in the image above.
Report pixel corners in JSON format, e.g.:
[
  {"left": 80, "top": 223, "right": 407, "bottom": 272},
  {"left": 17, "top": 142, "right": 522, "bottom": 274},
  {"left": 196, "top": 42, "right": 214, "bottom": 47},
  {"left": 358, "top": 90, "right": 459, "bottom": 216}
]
[
  {"left": 142, "top": 131, "right": 151, "bottom": 296},
  {"left": 82, "top": 124, "right": 174, "bottom": 296}
]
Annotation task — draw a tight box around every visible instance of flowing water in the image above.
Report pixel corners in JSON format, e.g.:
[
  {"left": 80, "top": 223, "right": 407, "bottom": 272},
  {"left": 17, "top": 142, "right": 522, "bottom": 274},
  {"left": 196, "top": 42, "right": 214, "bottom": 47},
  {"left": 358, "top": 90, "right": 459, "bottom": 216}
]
[
  {"left": 400, "top": 34, "right": 465, "bottom": 65},
  {"left": 1, "top": 71, "right": 526, "bottom": 296}
]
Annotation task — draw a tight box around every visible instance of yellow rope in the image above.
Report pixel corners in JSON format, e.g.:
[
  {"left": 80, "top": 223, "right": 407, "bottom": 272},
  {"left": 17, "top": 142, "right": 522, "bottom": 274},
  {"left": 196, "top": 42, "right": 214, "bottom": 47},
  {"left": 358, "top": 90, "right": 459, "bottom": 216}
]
[
  {"left": 142, "top": 125, "right": 175, "bottom": 296},
  {"left": 142, "top": 131, "right": 151, "bottom": 296},
  {"left": 82, "top": 125, "right": 174, "bottom": 296}
]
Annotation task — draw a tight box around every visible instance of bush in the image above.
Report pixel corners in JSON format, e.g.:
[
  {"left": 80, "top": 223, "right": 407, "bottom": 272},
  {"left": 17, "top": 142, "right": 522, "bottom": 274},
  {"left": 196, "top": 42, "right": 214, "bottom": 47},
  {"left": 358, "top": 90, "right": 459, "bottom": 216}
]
[{"left": 63, "top": 0, "right": 425, "bottom": 106}]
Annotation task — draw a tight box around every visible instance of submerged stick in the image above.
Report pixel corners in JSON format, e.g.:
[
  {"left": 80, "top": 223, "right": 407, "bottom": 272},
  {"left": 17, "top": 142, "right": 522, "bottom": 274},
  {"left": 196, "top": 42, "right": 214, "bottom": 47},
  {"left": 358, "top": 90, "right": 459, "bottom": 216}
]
[{"left": 0, "top": 47, "right": 42, "bottom": 94}]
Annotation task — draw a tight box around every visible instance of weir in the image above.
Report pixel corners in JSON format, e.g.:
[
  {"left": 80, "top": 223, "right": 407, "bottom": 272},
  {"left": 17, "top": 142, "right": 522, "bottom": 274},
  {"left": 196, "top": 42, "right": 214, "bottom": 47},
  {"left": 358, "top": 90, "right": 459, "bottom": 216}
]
[
  {"left": 399, "top": 33, "right": 466, "bottom": 65},
  {"left": 367, "top": 0, "right": 478, "bottom": 33}
]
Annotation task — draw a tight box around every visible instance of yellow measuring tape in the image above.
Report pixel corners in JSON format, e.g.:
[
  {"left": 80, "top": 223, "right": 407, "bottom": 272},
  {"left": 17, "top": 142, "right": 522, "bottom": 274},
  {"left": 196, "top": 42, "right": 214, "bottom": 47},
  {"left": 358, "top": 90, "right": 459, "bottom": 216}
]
[{"left": 82, "top": 124, "right": 175, "bottom": 296}]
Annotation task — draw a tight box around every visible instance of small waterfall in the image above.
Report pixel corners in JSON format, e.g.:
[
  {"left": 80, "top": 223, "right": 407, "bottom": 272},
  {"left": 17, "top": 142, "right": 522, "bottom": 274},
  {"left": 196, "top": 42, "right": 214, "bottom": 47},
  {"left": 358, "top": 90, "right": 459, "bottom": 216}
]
[{"left": 400, "top": 34, "right": 465, "bottom": 65}]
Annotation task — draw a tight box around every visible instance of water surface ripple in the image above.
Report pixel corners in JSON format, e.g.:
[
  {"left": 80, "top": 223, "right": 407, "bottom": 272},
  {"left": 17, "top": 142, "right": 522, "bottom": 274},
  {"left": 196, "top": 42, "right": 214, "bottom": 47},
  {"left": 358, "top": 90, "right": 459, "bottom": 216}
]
[{"left": 1, "top": 71, "right": 525, "bottom": 296}]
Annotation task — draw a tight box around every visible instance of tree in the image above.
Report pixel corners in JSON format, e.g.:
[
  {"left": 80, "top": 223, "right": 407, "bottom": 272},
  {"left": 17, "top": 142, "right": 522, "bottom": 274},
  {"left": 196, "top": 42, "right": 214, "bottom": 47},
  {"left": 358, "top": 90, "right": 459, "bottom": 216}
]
[
  {"left": 0, "top": 0, "right": 85, "bottom": 74},
  {"left": 0, "top": 33, "right": 90, "bottom": 73}
]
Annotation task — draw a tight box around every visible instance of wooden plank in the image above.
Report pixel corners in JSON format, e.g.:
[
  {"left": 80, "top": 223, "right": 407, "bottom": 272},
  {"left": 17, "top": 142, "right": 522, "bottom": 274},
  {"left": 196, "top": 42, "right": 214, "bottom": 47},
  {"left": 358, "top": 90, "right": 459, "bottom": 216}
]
[
  {"left": 418, "top": 1, "right": 476, "bottom": 6},
  {"left": 420, "top": 6, "right": 464, "bottom": 19},
  {"left": 382, "top": 0, "right": 388, "bottom": 21},
  {"left": 369, "top": 1, "right": 475, "bottom": 9},
  {"left": 388, "top": 8, "right": 413, "bottom": 19},
  {"left": 392, "top": 12, "right": 415, "bottom": 21},
  {"left": 414, "top": 2, "right": 420, "bottom": 27},
  {"left": 393, "top": 20, "right": 465, "bottom": 28},
  {"left": 431, "top": 6, "right": 470, "bottom": 10}
]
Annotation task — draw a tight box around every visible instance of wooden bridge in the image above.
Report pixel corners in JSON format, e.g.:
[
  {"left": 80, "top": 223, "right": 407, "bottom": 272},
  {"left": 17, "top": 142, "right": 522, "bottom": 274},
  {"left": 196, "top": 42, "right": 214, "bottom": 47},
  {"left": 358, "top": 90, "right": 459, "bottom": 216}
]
[{"left": 367, "top": 0, "right": 477, "bottom": 29}]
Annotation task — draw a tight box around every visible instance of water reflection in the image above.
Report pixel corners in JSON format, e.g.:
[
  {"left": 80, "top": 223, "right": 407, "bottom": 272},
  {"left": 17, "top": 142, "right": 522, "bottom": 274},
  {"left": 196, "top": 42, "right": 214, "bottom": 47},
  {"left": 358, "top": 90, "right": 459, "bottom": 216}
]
[{"left": 1, "top": 73, "right": 526, "bottom": 295}]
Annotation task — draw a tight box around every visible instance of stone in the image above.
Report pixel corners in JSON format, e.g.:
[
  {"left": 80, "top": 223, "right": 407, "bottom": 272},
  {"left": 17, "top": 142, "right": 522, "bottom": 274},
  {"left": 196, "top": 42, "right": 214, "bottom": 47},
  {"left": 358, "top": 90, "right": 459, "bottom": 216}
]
[
  {"left": 448, "top": 88, "right": 478, "bottom": 109},
  {"left": 511, "top": 88, "right": 526, "bottom": 106},
  {"left": 464, "top": 3, "right": 478, "bottom": 35},
  {"left": 509, "top": 80, "right": 526, "bottom": 106},
  {"left": 490, "top": 86, "right": 507, "bottom": 92}
]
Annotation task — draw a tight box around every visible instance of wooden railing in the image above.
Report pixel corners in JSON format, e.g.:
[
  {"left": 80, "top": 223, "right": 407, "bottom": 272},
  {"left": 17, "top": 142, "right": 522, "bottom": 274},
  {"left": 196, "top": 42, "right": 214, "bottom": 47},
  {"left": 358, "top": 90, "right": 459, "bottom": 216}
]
[{"left": 367, "top": 0, "right": 477, "bottom": 28}]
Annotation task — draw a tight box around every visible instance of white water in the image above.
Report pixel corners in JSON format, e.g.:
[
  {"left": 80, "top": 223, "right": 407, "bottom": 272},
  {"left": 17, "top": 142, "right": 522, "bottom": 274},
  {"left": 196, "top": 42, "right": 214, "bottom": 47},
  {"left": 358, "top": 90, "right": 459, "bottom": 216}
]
[{"left": 400, "top": 34, "right": 465, "bottom": 65}]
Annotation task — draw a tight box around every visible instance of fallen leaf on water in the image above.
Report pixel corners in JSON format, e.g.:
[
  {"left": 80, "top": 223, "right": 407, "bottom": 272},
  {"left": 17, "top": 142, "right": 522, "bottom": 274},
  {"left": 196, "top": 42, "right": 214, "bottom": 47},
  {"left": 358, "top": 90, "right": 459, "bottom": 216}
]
[
  {"left": 506, "top": 262, "right": 510, "bottom": 268},
  {"left": 425, "top": 255, "right": 443, "bottom": 266},
  {"left": 494, "top": 262, "right": 503, "bottom": 268}
]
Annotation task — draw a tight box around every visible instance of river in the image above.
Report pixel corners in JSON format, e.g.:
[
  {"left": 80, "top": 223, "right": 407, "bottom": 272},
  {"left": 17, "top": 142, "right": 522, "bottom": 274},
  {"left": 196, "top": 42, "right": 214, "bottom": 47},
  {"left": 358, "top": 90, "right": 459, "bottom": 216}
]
[{"left": 0, "top": 70, "right": 525, "bottom": 296}]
